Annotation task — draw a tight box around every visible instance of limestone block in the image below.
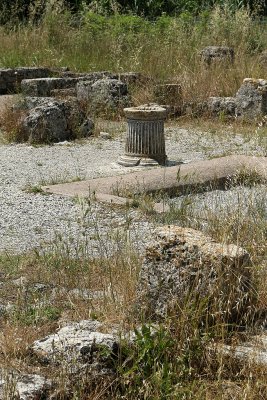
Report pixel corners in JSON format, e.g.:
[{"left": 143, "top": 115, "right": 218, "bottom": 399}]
[
  {"left": 137, "top": 226, "right": 252, "bottom": 320},
  {"left": 0, "top": 371, "right": 51, "bottom": 400},
  {"left": 0, "top": 67, "right": 51, "bottom": 94},
  {"left": 235, "top": 78, "right": 267, "bottom": 119},
  {"left": 200, "top": 46, "right": 234, "bottom": 65},
  {"left": 19, "top": 97, "right": 94, "bottom": 143},
  {"left": 22, "top": 103, "right": 68, "bottom": 143},
  {"left": 208, "top": 96, "right": 236, "bottom": 116},
  {"left": 77, "top": 78, "right": 130, "bottom": 115},
  {"left": 21, "top": 77, "right": 81, "bottom": 97},
  {"left": 32, "top": 320, "right": 119, "bottom": 366}
]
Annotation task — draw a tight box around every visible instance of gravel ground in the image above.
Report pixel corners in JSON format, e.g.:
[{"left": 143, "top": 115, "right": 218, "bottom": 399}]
[
  {"left": 0, "top": 122, "right": 266, "bottom": 254},
  {"left": 170, "top": 184, "right": 267, "bottom": 225}
]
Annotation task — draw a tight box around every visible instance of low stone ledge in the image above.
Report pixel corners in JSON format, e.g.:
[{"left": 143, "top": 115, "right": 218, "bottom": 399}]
[
  {"left": 0, "top": 67, "right": 52, "bottom": 94},
  {"left": 43, "top": 155, "right": 267, "bottom": 206}
]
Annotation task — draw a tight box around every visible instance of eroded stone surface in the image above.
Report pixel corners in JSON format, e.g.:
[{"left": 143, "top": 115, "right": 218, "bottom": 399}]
[
  {"left": 200, "top": 46, "right": 234, "bottom": 65},
  {"left": 0, "top": 67, "right": 51, "bottom": 94},
  {"left": 219, "top": 333, "right": 267, "bottom": 366},
  {"left": 77, "top": 78, "right": 130, "bottom": 115},
  {"left": 32, "top": 320, "right": 119, "bottom": 366},
  {"left": 208, "top": 97, "right": 236, "bottom": 116},
  {"left": 0, "top": 371, "right": 51, "bottom": 400},
  {"left": 16, "top": 97, "right": 94, "bottom": 143},
  {"left": 137, "top": 226, "right": 252, "bottom": 319},
  {"left": 235, "top": 78, "right": 267, "bottom": 119},
  {"left": 207, "top": 78, "right": 267, "bottom": 119}
]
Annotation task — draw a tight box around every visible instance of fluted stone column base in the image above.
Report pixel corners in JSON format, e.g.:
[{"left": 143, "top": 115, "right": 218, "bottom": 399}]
[{"left": 118, "top": 104, "right": 167, "bottom": 167}]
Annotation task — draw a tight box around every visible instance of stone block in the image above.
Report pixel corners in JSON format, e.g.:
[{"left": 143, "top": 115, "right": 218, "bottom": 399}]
[
  {"left": 137, "top": 226, "right": 252, "bottom": 320},
  {"left": 77, "top": 78, "right": 130, "bottom": 115},
  {"left": 208, "top": 96, "right": 236, "bottom": 116},
  {"left": 32, "top": 320, "right": 119, "bottom": 366},
  {"left": 0, "top": 67, "right": 51, "bottom": 94},
  {"left": 235, "top": 78, "right": 267, "bottom": 119},
  {"left": 0, "top": 371, "right": 51, "bottom": 399},
  {"left": 21, "top": 77, "right": 81, "bottom": 97},
  {"left": 199, "top": 46, "right": 234, "bottom": 65},
  {"left": 17, "top": 97, "right": 94, "bottom": 143}
]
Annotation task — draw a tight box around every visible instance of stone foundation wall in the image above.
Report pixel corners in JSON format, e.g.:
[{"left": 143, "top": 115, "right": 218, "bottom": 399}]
[{"left": 0, "top": 67, "right": 52, "bottom": 94}]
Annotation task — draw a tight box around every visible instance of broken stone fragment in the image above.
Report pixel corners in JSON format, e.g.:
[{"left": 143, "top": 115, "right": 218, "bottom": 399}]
[
  {"left": 199, "top": 46, "right": 234, "bottom": 65},
  {"left": 235, "top": 78, "right": 267, "bottom": 119},
  {"left": 15, "top": 96, "right": 94, "bottom": 143},
  {"left": 32, "top": 320, "right": 119, "bottom": 367},
  {"left": 206, "top": 78, "right": 267, "bottom": 120},
  {"left": 208, "top": 96, "right": 236, "bottom": 116},
  {"left": 137, "top": 226, "right": 252, "bottom": 320},
  {"left": 218, "top": 333, "right": 267, "bottom": 367},
  {"left": 0, "top": 371, "right": 52, "bottom": 400},
  {"left": 0, "top": 67, "right": 51, "bottom": 94}
]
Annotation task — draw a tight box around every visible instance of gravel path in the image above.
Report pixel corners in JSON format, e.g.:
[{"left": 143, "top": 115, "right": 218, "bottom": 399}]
[{"left": 0, "top": 123, "right": 266, "bottom": 254}]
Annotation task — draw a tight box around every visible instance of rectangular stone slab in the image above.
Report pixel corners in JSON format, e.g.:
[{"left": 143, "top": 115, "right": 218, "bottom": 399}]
[{"left": 43, "top": 156, "right": 267, "bottom": 205}]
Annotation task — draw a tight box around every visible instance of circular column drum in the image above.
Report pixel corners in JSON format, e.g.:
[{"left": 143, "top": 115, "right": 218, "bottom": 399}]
[{"left": 118, "top": 104, "right": 167, "bottom": 167}]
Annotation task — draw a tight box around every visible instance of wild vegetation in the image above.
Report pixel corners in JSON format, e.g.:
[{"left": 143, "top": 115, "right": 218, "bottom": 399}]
[
  {"left": 0, "top": 1, "right": 266, "bottom": 399},
  {"left": 0, "top": 2, "right": 267, "bottom": 105}
]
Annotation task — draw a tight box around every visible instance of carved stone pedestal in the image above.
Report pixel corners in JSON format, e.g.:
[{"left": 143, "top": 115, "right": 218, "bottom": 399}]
[{"left": 118, "top": 104, "right": 167, "bottom": 167}]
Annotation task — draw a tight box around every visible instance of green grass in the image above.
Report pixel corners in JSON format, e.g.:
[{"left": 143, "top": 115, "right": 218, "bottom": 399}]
[{"left": 0, "top": 7, "right": 267, "bottom": 105}]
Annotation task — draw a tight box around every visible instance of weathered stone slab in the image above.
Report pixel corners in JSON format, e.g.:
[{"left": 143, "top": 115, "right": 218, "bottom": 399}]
[
  {"left": 235, "top": 78, "right": 267, "bottom": 119},
  {"left": 77, "top": 78, "right": 130, "bottom": 115},
  {"left": 43, "top": 155, "right": 267, "bottom": 203},
  {"left": 32, "top": 320, "right": 119, "bottom": 366},
  {"left": 137, "top": 226, "right": 252, "bottom": 319},
  {"left": 21, "top": 72, "right": 119, "bottom": 97},
  {"left": 207, "top": 78, "right": 267, "bottom": 119},
  {"left": 0, "top": 67, "right": 51, "bottom": 94},
  {"left": 220, "top": 333, "right": 267, "bottom": 366},
  {"left": 200, "top": 46, "right": 234, "bottom": 65},
  {"left": 21, "top": 77, "right": 82, "bottom": 97},
  {"left": 208, "top": 96, "right": 236, "bottom": 116},
  {"left": 0, "top": 371, "right": 51, "bottom": 400}
]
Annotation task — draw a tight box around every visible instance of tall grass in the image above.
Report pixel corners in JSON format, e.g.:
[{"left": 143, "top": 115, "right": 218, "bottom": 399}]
[{"left": 0, "top": 6, "right": 267, "bottom": 102}]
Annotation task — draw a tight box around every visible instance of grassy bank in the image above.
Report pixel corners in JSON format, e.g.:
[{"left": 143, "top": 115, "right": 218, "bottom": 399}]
[{"left": 0, "top": 7, "right": 267, "bottom": 104}]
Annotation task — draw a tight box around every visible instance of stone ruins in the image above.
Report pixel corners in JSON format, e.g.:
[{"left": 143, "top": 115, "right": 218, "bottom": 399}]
[
  {"left": 199, "top": 46, "right": 234, "bottom": 65},
  {"left": 208, "top": 78, "right": 267, "bottom": 119}
]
